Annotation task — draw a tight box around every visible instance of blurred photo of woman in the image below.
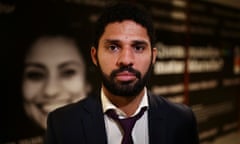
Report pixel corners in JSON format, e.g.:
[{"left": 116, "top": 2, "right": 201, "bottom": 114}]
[
  {"left": 1, "top": 1, "right": 94, "bottom": 143},
  {"left": 22, "top": 35, "right": 89, "bottom": 129},
  {"left": 1, "top": 31, "right": 91, "bottom": 144}
]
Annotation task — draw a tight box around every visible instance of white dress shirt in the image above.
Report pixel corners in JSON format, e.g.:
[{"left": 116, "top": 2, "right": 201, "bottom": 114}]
[{"left": 101, "top": 87, "right": 149, "bottom": 144}]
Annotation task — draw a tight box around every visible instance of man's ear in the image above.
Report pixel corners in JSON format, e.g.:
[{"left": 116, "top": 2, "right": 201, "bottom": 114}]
[
  {"left": 91, "top": 47, "right": 98, "bottom": 66},
  {"left": 152, "top": 47, "right": 157, "bottom": 64}
]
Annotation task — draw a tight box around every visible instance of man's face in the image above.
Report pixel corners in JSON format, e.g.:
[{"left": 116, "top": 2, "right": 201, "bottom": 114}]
[
  {"left": 23, "top": 37, "right": 87, "bottom": 129},
  {"left": 91, "top": 20, "right": 157, "bottom": 97}
]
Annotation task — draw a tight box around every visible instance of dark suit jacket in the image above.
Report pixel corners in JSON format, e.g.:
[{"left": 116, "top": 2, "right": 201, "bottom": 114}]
[{"left": 45, "top": 92, "right": 199, "bottom": 144}]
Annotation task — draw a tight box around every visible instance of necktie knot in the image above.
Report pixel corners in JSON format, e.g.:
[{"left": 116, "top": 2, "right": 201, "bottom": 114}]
[{"left": 106, "top": 107, "right": 147, "bottom": 144}]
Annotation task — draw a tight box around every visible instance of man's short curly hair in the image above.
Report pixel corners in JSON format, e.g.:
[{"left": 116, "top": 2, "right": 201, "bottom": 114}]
[{"left": 93, "top": 2, "right": 156, "bottom": 49}]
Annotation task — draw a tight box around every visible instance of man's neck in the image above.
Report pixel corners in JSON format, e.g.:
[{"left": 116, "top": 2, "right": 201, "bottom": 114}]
[{"left": 102, "top": 86, "right": 145, "bottom": 117}]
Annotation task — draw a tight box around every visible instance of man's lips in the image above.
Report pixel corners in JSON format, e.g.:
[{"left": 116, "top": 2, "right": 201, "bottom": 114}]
[{"left": 115, "top": 71, "right": 136, "bottom": 82}]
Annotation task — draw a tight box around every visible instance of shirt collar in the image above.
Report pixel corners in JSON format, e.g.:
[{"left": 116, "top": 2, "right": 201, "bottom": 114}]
[{"left": 101, "top": 87, "right": 149, "bottom": 117}]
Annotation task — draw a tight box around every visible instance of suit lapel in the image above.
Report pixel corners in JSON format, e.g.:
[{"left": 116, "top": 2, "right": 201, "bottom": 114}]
[
  {"left": 148, "top": 93, "right": 168, "bottom": 144},
  {"left": 80, "top": 93, "right": 168, "bottom": 144},
  {"left": 82, "top": 95, "right": 107, "bottom": 144}
]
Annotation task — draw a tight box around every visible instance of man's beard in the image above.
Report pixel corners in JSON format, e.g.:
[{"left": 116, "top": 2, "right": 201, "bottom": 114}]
[{"left": 97, "top": 62, "right": 153, "bottom": 98}]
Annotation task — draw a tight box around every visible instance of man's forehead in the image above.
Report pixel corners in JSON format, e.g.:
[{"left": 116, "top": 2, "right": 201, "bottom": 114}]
[{"left": 101, "top": 21, "right": 150, "bottom": 41}]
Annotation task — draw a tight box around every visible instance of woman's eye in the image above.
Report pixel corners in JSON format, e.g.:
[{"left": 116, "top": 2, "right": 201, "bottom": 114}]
[
  {"left": 61, "top": 69, "right": 76, "bottom": 78},
  {"left": 25, "top": 71, "right": 45, "bottom": 81}
]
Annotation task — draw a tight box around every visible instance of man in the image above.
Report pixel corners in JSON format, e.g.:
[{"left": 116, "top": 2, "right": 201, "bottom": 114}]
[{"left": 45, "top": 2, "right": 199, "bottom": 144}]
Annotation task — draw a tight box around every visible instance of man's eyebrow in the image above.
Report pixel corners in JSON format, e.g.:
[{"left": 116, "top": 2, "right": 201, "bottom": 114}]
[
  {"left": 132, "top": 40, "right": 149, "bottom": 45},
  {"left": 104, "top": 39, "right": 120, "bottom": 44},
  {"left": 104, "top": 39, "right": 149, "bottom": 44}
]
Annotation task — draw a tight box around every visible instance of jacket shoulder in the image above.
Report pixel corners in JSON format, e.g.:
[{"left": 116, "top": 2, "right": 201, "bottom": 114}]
[
  {"left": 149, "top": 93, "right": 194, "bottom": 118},
  {"left": 48, "top": 94, "right": 100, "bottom": 121}
]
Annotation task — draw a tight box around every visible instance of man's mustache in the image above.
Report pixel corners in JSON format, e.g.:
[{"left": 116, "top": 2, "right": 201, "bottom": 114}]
[{"left": 110, "top": 66, "right": 141, "bottom": 79}]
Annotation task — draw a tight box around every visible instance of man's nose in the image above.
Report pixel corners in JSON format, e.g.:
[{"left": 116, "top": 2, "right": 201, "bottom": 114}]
[{"left": 117, "top": 47, "right": 134, "bottom": 67}]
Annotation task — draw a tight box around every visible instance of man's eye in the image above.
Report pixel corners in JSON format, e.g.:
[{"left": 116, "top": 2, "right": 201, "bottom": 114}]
[
  {"left": 25, "top": 72, "right": 45, "bottom": 81},
  {"left": 108, "top": 44, "right": 119, "bottom": 51},
  {"left": 61, "top": 69, "right": 76, "bottom": 78},
  {"left": 134, "top": 45, "right": 145, "bottom": 52}
]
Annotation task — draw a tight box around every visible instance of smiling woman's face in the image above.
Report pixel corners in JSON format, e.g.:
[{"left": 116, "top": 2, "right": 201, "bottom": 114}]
[{"left": 22, "top": 36, "right": 87, "bottom": 129}]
